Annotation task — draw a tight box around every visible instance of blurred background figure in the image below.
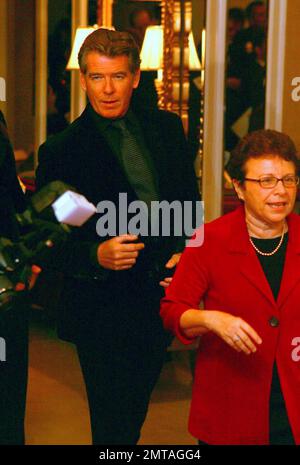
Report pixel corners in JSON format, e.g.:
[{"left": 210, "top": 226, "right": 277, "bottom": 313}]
[
  {"left": 48, "top": 18, "right": 71, "bottom": 131},
  {"left": 225, "top": 1, "right": 268, "bottom": 151},
  {"left": 126, "top": 7, "right": 154, "bottom": 48},
  {"left": 230, "top": 1, "right": 267, "bottom": 77},
  {"left": 47, "top": 80, "right": 69, "bottom": 137},
  {"left": 228, "top": 7, "right": 245, "bottom": 44},
  {"left": 128, "top": 7, "right": 159, "bottom": 114},
  {"left": 225, "top": 8, "right": 246, "bottom": 151},
  {"left": 247, "top": 30, "right": 267, "bottom": 132}
]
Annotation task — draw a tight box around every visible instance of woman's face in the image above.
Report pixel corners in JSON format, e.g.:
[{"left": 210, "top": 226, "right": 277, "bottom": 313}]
[{"left": 233, "top": 156, "right": 298, "bottom": 226}]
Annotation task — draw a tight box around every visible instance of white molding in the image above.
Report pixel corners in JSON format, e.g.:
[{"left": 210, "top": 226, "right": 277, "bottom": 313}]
[
  {"left": 102, "top": 0, "right": 114, "bottom": 27},
  {"left": 34, "top": 0, "right": 48, "bottom": 167},
  {"left": 265, "top": 0, "right": 287, "bottom": 131},
  {"left": 70, "top": 0, "right": 88, "bottom": 123},
  {"left": 202, "top": 0, "right": 227, "bottom": 222},
  {"left": 0, "top": 0, "right": 8, "bottom": 114}
]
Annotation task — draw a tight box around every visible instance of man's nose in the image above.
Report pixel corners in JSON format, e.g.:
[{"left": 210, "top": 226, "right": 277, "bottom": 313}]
[{"left": 103, "top": 78, "right": 114, "bottom": 94}]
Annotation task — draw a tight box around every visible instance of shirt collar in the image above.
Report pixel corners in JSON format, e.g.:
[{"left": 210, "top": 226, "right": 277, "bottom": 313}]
[{"left": 87, "top": 103, "right": 138, "bottom": 132}]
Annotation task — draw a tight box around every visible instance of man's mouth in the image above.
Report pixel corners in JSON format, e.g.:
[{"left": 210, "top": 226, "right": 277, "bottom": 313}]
[{"left": 102, "top": 100, "right": 118, "bottom": 105}]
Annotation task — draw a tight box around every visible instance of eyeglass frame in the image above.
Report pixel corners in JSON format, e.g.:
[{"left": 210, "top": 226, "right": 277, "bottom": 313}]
[{"left": 243, "top": 175, "right": 300, "bottom": 189}]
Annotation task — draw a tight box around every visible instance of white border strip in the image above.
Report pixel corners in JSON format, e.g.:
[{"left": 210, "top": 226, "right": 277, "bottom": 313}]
[
  {"left": 34, "top": 0, "right": 48, "bottom": 167},
  {"left": 265, "top": 0, "right": 287, "bottom": 131},
  {"left": 70, "top": 0, "right": 88, "bottom": 123},
  {"left": 202, "top": 0, "right": 227, "bottom": 222}
]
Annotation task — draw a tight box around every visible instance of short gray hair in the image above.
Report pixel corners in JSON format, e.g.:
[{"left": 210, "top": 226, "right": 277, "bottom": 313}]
[{"left": 78, "top": 28, "right": 141, "bottom": 74}]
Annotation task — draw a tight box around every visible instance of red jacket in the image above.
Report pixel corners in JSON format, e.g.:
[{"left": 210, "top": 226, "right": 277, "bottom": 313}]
[{"left": 160, "top": 206, "right": 300, "bottom": 445}]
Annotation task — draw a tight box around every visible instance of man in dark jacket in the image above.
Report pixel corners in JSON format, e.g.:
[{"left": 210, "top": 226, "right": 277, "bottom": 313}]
[
  {"left": 36, "top": 29, "right": 199, "bottom": 444},
  {"left": 0, "top": 110, "right": 28, "bottom": 444}
]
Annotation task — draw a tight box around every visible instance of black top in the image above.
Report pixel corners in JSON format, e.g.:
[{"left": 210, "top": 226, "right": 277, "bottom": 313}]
[
  {"left": 251, "top": 232, "right": 294, "bottom": 444},
  {"left": 251, "top": 232, "right": 288, "bottom": 300}
]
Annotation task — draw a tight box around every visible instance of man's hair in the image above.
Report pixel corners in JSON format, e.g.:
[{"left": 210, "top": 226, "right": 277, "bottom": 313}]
[
  {"left": 78, "top": 28, "right": 141, "bottom": 74},
  {"left": 246, "top": 1, "right": 265, "bottom": 21},
  {"left": 228, "top": 8, "right": 245, "bottom": 24},
  {"left": 227, "top": 129, "right": 300, "bottom": 181}
]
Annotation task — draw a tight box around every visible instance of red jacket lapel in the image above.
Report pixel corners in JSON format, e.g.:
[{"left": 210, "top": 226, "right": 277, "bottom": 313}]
[
  {"left": 277, "top": 213, "right": 300, "bottom": 308},
  {"left": 228, "top": 206, "right": 276, "bottom": 307}
]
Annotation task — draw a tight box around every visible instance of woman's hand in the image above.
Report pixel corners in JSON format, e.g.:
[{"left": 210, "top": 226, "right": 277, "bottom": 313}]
[
  {"left": 180, "top": 309, "right": 262, "bottom": 354},
  {"left": 206, "top": 311, "right": 262, "bottom": 355}
]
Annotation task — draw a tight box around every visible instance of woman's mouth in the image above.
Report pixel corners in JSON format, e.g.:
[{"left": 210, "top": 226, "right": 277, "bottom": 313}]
[{"left": 267, "top": 202, "right": 287, "bottom": 209}]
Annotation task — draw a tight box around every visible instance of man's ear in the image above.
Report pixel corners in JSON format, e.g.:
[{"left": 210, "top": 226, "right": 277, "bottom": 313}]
[
  {"left": 133, "top": 69, "right": 141, "bottom": 89},
  {"left": 232, "top": 179, "right": 245, "bottom": 201},
  {"left": 80, "top": 72, "right": 87, "bottom": 92}
]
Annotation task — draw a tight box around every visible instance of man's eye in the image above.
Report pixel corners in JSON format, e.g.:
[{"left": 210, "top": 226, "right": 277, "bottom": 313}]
[
  {"left": 91, "top": 76, "right": 102, "bottom": 80},
  {"left": 114, "top": 74, "right": 125, "bottom": 80}
]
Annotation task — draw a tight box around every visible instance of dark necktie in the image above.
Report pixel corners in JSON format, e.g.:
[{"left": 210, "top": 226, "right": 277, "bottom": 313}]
[{"left": 111, "top": 119, "right": 159, "bottom": 210}]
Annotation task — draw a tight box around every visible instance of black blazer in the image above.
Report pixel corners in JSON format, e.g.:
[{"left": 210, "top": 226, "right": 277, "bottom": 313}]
[
  {"left": 36, "top": 106, "right": 199, "bottom": 343},
  {"left": 0, "top": 111, "right": 26, "bottom": 239}
]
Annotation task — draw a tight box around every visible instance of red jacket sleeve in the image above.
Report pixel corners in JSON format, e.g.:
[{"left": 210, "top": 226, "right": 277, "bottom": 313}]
[{"left": 160, "top": 229, "right": 210, "bottom": 344}]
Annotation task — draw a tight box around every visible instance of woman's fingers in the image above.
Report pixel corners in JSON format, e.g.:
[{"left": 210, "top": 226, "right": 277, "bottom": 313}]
[
  {"left": 225, "top": 336, "right": 242, "bottom": 353},
  {"left": 241, "top": 321, "right": 263, "bottom": 345},
  {"left": 231, "top": 321, "right": 263, "bottom": 354},
  {"left": 210, "top": 312, "right": 263, "bottom": 355},
  {"left": 232, "top": 334, "right": 254, "bottom": 354}
]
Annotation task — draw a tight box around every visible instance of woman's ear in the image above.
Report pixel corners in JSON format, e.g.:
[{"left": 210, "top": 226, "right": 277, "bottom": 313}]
[{"left": 232, "top": 179, "right": 245, "bottom": 201}]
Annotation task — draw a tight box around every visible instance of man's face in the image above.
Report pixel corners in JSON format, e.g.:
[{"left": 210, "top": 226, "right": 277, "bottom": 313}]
[
  {"left": 80, "top": 53, "right": 140, "bottom": 119},
  {"left": 228, "top": 19, "right": 243, "bottom": 41},
  {"left": 251, "top": 5, "right": 267, "bottom": 29}
]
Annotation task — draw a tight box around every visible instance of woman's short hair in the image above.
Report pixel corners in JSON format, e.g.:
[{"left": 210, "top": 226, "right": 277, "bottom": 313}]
[
  {"left": 227, "top": 129, "right": 300, "bottom": 181},
  {"left": 78, "top": 28, "right": 141, "bottom": 74}
]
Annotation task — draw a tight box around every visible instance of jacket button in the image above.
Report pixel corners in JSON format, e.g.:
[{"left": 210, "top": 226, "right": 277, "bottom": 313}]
[{"left": 269, "top": 316, "right": 279, "bottom": 327}]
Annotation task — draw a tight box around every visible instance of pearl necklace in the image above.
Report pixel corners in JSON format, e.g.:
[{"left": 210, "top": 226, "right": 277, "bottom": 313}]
[{"left": 249, "top": 223, "right": 286, "bottom": 257}]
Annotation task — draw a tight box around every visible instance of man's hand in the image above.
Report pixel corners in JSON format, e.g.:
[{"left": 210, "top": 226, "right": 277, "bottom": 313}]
[
  {"left": 226, "top": 77, "right": 241, "bottom": 90},
  {"left": 97, "top": 234, "right": 145, "bottom": 271},
  {"left": 159, "top": 253, "right": 182, "bottom": 288}
]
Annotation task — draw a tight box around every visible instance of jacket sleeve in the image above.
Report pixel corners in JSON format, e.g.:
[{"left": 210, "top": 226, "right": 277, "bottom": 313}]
[
  {"left": 0, "top": 114, "right": 26, "bottom": 239},
  {"left": 160, "top": 228, "right": 208, "bottom": 344},
  {"left": 36, "top": 141, "right": 109, "bottom": 280},
  {"left": 168, "top": 112, "right": 201, "bottom": 253}
]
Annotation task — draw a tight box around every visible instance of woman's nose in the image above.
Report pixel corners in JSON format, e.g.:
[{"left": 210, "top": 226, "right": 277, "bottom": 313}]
[{"left": 274, "top": 179, "right": 287, "bottom": 193}]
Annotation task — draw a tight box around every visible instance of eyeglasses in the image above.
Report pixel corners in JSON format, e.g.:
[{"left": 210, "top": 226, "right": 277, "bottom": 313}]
[{"left": 244, "top": 175, "right": 299, "bottom": 189}]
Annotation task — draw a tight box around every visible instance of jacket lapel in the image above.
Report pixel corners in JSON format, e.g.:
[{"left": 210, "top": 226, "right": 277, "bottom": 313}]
[
  {"left": 79, "top": 108, "right": 138, "bottom": 200},
  {"left": 228, "top": 206, "right": 276, "bottom": 307},
  {"left": 277, "top": 213, "right": 300, "bottom": 308}
]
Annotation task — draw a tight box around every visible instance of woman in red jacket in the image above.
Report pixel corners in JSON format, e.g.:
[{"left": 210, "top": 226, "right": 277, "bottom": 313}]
[{"left": 160, "top": 129, "right": 300, "bottom": 445}]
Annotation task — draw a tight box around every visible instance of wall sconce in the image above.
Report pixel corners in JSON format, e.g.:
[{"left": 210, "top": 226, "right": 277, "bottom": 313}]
[
  {"left": 140, "top": 25, "right": 201, "bottom": 108},
  {"left": 66, "top": 25, "right": 115, "bottom": 70},
  {"left": 140, "top": 25, "right": 164, "bottom": 79},
  {"left": 67, "top": 26, "right": 99, "bottom": 70}
]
